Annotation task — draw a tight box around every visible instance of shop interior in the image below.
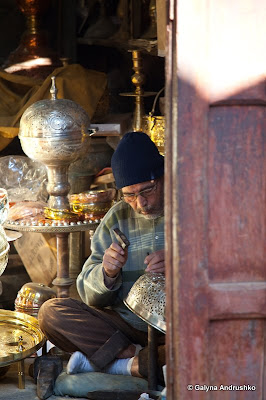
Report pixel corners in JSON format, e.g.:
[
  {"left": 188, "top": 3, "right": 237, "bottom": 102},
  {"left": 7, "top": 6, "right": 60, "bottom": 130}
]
[{"left": 0, "top": 1, "right": 166, "bottom": 399}]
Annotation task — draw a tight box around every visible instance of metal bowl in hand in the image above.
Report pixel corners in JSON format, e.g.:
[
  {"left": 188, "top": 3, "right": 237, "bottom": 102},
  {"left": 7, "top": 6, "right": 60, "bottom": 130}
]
[{"left": 124, "top": 272, "right": 166, "bottom": 333}]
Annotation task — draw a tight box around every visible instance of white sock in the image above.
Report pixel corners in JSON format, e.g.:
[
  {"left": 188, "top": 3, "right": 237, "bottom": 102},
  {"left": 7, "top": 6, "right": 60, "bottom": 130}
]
[
  {"left": 66, "top": 351, "right": 98, "bottom": 374},
  {"left": 104, "top": 357, "right": 134, "bottom": 376}
]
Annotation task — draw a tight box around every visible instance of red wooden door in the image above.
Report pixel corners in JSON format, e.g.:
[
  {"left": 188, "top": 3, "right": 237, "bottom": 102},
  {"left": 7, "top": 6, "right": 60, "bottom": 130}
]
[{"left": 165, "top": 1, "right": 266, "bottom": 399}]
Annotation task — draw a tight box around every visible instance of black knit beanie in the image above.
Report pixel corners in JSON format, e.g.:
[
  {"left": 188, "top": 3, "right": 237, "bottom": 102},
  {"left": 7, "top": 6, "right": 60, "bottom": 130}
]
[{"left": 111, "top": 131, "right": 164, "bottom": 189}]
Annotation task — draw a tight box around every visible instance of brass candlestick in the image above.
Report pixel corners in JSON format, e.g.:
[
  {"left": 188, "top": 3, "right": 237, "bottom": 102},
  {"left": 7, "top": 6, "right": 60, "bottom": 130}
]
[{"left": 120, "top": 50, "right": 156, "bottom": 132}]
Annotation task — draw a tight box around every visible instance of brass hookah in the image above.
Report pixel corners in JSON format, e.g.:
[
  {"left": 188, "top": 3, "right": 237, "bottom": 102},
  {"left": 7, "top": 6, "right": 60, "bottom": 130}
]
[
  {"left": 120, "top": 50, "right": 165, "bottom": 155},
  {"left": 120, "top": 50, "right": 156, "bottom": 132}
]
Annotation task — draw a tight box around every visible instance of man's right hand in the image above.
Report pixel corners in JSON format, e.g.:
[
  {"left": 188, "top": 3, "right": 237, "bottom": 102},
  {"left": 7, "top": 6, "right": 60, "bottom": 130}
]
[{"left": 103, "top": 242, "right": 128, "bottom": 278}]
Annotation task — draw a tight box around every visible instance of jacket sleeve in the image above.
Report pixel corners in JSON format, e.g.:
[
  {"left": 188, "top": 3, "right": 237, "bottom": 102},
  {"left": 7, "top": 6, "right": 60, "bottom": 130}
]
[{"left": 76, "top": 214, "right": 122, "bottom": 307}]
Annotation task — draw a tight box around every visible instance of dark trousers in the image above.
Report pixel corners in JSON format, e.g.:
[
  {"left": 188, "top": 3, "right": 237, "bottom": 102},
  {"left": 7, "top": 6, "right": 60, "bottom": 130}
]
[{"left": 38, "top": 297, "right": 149, "bottom": 369}]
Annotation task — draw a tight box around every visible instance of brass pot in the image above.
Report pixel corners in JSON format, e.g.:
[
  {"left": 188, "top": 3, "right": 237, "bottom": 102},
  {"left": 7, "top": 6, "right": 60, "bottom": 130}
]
[
  {"left": 15, "top": 282, "right": 56, "bottom": 317},
  {"left": 142, "top": 114, "right": 165, "bottom": 156},
  {"left": 142, "top": 87, "right": 165, "bottom": 156}
]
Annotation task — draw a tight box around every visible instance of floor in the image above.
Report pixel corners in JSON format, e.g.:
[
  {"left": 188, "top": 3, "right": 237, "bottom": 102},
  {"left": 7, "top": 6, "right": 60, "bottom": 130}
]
[
  {"left": 0, "top": 359, "right": 162, "bottom": 400},
  {"left": 0, "top": 357, "right": 87, "bottom": 400}
]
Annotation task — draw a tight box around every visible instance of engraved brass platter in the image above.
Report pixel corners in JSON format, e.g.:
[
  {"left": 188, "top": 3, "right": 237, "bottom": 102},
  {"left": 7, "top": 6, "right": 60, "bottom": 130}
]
[{"left": 0, "top": 310, "right": 45, "bottom": 367}]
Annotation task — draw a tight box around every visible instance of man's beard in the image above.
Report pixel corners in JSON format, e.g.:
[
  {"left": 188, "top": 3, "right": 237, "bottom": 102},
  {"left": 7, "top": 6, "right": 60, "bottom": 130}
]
[{"left": 136, "top": 204, "right": 164, "bottom": 220}]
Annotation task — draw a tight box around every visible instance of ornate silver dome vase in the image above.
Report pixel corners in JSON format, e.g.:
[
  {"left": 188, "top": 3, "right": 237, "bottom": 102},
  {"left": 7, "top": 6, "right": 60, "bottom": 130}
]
[{"left": 19, "top": 76, "right": 91, "bottom": 212}]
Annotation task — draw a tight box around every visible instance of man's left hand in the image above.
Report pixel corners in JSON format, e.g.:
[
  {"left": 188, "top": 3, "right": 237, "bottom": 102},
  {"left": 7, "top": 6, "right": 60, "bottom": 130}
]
[{"left": 144, "top": 249, "right": 165, "bottom": 274}]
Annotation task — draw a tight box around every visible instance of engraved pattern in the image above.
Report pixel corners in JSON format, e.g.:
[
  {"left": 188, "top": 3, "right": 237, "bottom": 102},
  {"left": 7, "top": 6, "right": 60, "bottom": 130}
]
[
  {"left": 18, "top": 93, "right": 91, "bottom": 210},
  {"left": 20, "top": 137, "right": 90, "bottom": 163},
  {"left": 20, "top": 99, "right": 90, "bottom": 138},
  {"left": 0, "top": 310, "right": 45, "bottom": 366},
  {"left": 125, "top": 272, "right": 166, "bottom": 332},
  {"left": 142, "top": 116, "right": 165, "bottom": 156}
]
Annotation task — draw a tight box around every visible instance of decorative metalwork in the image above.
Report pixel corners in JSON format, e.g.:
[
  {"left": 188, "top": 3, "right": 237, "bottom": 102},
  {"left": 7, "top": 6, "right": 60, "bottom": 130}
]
[
  {"left": 0, "top": 310, "right": 45, "bottom": 367},
  {"left": 124, "top": 272, "right": 166, "bottom": 333},
  {"left": 142, "top": 87, "right": 165, "bottom": 155},
  {"left": 19, "top": 76, "right": 91, "bottom": 212},
  {"left": 120, "top": 50, "right": 156, "bottom": 131},
  {"left": 15, "top": 282, "right": 56, "bottom": 317},
  {"left": 4, "top": 219, "right": 99, "bottom": 233}
]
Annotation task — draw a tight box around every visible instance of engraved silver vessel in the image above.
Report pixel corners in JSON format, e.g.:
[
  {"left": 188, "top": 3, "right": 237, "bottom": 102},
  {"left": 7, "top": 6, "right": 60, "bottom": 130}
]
[{"left": 18, "top": 76, "right": 91, "bottom": 211}]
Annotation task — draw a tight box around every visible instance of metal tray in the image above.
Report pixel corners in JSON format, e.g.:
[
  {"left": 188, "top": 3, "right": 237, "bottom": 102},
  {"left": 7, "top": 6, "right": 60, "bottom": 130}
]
[
  {"left": 4, "top": 219, "right": 99, "bottom": 233},
  {"left": 0, "top": 310, "right": 45, "bottom": 367}
]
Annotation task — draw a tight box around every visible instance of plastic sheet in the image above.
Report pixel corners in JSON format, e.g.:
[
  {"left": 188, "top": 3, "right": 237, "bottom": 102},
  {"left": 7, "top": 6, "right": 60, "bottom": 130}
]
[{"left": 0, "top": 156, "right": 48, "bottom": 203}]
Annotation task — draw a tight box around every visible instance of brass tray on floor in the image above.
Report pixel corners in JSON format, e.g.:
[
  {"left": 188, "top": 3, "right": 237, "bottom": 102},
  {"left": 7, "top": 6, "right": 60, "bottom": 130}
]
[{"left": 0, "top": 310, "right": 45, "bottom": 367}]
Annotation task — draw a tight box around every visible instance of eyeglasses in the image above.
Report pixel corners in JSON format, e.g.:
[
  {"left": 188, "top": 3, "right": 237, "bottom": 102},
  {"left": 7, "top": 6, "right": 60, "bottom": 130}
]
[{"left": 121, "top": 183, "right": 157, "bottom": 203}]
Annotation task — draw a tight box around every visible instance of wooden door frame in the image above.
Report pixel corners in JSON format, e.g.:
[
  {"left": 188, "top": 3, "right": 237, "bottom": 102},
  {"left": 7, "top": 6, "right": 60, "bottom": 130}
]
[
  {"left": 164, "top": 1, "right": 266, "bottom": 399},
  {"left": 164, "top": 1, "right": 211, "bottom": 398},
  {"left": 164, "top": 1, "right": 180, "bottom": 397}
]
